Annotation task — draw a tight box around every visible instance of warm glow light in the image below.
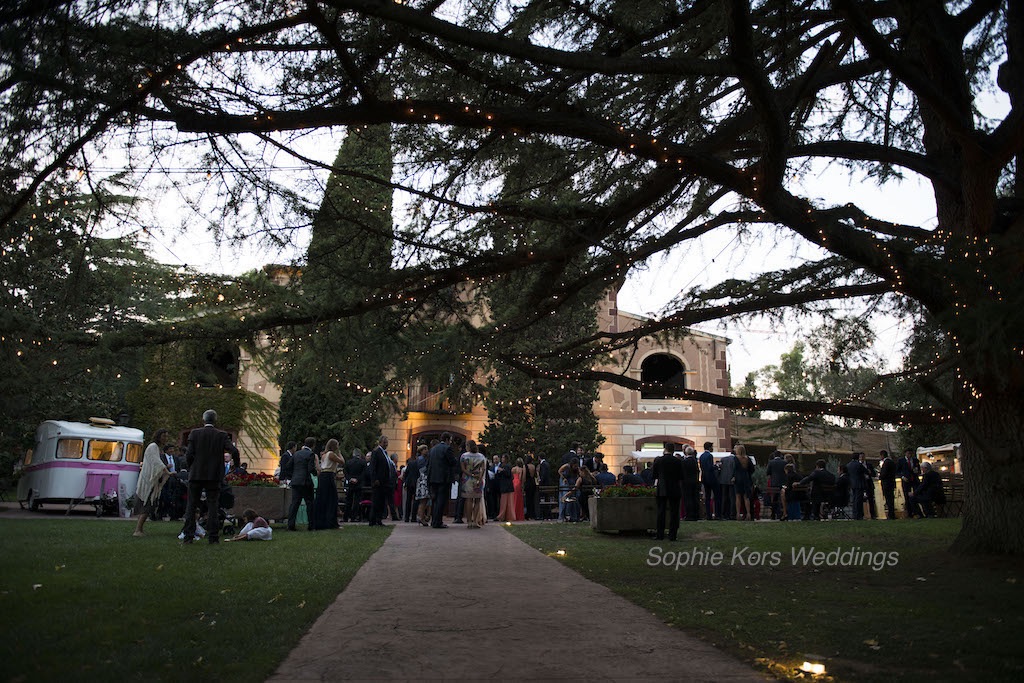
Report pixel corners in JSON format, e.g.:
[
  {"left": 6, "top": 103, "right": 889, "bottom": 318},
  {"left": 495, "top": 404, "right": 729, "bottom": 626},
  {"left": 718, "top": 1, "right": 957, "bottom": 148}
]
[
  {"left": 556, "top": 549, "right": 566, "bottom": 556},
  {"left": 800, "top": 662, "right": 826, "bottom": 675}
]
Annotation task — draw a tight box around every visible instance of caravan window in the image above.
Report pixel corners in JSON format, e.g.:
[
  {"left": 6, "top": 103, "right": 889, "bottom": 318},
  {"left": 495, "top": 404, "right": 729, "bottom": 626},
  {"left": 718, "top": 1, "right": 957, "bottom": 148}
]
[
  {"left": 56, "top": 439, "right": 85, "bottom": 459},
  {"left": 88, "top": 440, "right": 124, "bottom": 462},
  {"left": 125, "top": 443, "right": 143, "bottom": 463}
]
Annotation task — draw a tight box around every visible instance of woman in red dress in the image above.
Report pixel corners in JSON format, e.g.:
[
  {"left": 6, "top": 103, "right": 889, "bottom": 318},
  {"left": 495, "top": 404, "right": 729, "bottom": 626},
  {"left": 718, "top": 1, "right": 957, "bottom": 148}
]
[{"left": 512, "top": 457, "right": 526, "bottom": 521}]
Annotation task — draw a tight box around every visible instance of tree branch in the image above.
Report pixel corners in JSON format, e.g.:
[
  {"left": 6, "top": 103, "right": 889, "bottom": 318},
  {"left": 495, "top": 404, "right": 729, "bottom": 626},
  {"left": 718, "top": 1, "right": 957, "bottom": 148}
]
[{"left": 501, "top": 359, "right": 948, "bottom": 424}]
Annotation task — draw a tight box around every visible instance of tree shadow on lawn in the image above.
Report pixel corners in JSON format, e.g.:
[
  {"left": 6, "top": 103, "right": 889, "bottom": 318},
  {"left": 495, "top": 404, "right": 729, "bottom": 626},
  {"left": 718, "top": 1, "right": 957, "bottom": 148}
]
[{"left": 510, "top": 520, "right": 1024, "bottom": 682}]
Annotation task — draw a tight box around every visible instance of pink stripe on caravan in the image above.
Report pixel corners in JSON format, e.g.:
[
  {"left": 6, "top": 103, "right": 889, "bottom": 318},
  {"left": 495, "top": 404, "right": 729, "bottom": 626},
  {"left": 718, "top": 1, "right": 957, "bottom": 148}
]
[{"left": 23, "top": 461, "right": 140, "bottom": 474}]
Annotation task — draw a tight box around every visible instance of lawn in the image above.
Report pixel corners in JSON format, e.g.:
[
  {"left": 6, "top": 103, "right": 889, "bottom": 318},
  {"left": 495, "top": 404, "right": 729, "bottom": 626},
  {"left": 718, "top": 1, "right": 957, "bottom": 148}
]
[
  {"left": 0, "top": 516, "right": 389, "bottom": 682},
  {"left": 508, "top": 519, "right": 1024, "bottom": 682}
]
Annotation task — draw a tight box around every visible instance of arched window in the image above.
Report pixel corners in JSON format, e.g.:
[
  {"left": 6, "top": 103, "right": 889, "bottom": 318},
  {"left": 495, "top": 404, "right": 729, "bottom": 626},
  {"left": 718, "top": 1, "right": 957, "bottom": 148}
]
[{"left": 640, "top": 354, "right": 686, "bottom": 399}]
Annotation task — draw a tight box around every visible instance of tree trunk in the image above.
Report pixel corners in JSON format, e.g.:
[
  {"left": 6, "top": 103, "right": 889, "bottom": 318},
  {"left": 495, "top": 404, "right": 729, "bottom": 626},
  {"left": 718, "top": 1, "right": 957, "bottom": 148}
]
[{"left": 950, "top": 389, "right": 1024, "bottom": 555}]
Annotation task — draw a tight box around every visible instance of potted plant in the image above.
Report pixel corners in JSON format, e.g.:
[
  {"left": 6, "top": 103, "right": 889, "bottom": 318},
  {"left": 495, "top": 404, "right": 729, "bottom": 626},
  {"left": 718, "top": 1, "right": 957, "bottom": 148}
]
[
  {"left": 226, "top": 471, "right": 289, "bottom": 521},
  {"left": 589, "top": 484, "right": 657, "bottom": 533}
]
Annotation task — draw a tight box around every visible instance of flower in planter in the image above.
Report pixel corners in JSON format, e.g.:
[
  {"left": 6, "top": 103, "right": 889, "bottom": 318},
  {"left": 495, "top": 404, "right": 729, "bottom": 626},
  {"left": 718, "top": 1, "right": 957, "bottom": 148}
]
[
  {"left": 597, "top": 485, "right": 656, "bottom": 498},
  {"left": 225, "top": 471, "right": 279, "bottom": 488}
]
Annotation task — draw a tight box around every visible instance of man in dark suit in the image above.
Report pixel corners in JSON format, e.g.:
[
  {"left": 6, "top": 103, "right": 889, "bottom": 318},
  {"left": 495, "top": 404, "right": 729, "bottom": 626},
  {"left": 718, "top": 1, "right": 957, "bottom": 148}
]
[
  {"left": 718, "top": 452, "right": 736, "bottom": 520},
  {"left": 680, "top": 446, "right": 701, "bottom": 522},
  {"left": 652, "top": 446, "right": 683, "bottom": 540},
  {"left": 368, "top": 435, "right": 394, "bottom": 526},
  {"left": 897, "top": 448, "right": 920, "bottom": 517},
  {"left": 846, "top": 453, "right": 867, "bottom": 520},
  {"left": 765, "top": 451, "right": 787, "bottom": 520},
  {"left": 909, "top": 461, "right": 943, "bottom": 518},
  {"left": 403, "top": 454, "right": 420, "bottom": 522},
  {"left": 560, "top": 442, "right": 580, "bottom": 468},
  {"left": 485, "top": 454, "right": 500, "bottom": 520},
  {"left": 862, "top": 452, "right": 879, "bottom": 519},
  {"left": 344, "top": 448, "right": 366, "bottom": 522},
  {"left": 698, "top": 442, "right": 719, "bottom": 520},
  {"left": 277, "top": 441, "right": 295, "bottom": 483},
  {"left": 182, "top": 409, "right": 238, "bottom": 544},
  {"left": 286, "top": 437, "right": 319, "bottom": 530},
  {"left": 581, "top": 447, "right": 596, "bottom": 475},
  {"left": 878, "top": 449, "right": 897, "bottom": 519},
  {"left": 799, "top": 459, "right": 837, "bottom": 520},
  {"left": 620, "top": 465, "right": 643, "bottom": 485},
  {"left": 427, "top": 432, "right": 457, "bottom": 528}
]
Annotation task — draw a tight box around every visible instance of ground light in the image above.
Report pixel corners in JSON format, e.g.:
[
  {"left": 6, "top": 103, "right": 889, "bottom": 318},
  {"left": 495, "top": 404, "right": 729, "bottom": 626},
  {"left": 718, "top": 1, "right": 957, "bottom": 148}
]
[
  {"left": 799, "top": 661, "right": 826, "bottom": 675},
  {"left": 556, "top": 549, "right": 566, "bottom": 556}
]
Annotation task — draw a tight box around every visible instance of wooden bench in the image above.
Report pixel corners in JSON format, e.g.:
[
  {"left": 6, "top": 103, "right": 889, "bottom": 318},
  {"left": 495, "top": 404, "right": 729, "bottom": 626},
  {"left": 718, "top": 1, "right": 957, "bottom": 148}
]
[
  {"left": 938, "top": 480, "right": 965, "bottom": 517},
  {"left": 537, "top": 485, "right": 560, "bottom": 520},
  {"left": 535, "top": 484, "right": 598, "bottom": 520}
]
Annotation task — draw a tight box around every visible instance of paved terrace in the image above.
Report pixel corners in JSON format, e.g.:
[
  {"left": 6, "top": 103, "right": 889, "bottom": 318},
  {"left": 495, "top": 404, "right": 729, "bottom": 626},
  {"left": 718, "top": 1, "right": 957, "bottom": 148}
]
[{"left": 268, "top": 521, "right": 767, "bottom": 682}]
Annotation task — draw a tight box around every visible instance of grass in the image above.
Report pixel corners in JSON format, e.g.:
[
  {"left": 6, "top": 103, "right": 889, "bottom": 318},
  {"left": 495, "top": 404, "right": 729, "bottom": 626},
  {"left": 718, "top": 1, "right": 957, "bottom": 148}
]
[
  {"left": 507, "top": 519, "right": 1024, "bottom": 682},
  {"left": 0, "top": 516, "right": 389, "bottom": 682}
]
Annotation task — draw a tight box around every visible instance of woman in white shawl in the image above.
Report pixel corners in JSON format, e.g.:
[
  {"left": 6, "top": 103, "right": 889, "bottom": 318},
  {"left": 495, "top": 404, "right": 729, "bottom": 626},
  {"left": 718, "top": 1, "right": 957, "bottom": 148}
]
[{"left": 133, "top": 429, "right": 170, "bottom": 537}]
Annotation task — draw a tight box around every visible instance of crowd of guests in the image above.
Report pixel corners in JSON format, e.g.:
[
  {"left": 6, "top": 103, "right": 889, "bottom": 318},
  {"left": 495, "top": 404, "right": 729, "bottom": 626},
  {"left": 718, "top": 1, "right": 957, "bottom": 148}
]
[
  {"left": 259, "top": 435, "right": 953, "bottom": 533},
  {"left": 641, "top": 443, "right": 950, "bottom": 540},
  {"left": 132, "top": 411, "right": 949, "bottom": 542},
  {"left": 767, "top": 448, "right": 946, "bottom": 522},
  {"left": 277, "top": 432, "right": 548, "bottom": 529}
]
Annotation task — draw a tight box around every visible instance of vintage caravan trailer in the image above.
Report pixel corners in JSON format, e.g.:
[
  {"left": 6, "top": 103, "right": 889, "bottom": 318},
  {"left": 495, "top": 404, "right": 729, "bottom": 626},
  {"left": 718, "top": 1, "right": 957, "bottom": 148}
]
[{"left": 17, "top": 418, "right": 144, "bottom": 514}]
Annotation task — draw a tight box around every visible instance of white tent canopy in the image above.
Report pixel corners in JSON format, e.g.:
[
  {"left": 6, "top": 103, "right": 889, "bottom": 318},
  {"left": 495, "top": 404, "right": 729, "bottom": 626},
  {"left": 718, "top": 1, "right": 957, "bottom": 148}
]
[
  {"left": 916, "top": 443, "right": 961, "bottom": 457},
  {"left": 916, "top": 443, "right": 962, "bottom": 474}
]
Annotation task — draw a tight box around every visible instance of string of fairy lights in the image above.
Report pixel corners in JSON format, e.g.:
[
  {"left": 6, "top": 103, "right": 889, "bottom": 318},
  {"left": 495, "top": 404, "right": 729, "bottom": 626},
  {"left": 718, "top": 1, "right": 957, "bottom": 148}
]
[{"left": 6, "top": 88, "right": 1017, "bottom": 430}]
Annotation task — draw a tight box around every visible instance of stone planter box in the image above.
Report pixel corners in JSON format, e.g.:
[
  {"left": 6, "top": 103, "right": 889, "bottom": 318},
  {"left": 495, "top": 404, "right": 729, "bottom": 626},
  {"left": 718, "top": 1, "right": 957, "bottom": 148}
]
[
  {"left": 230, "top": 487, "right": 290, "bottom": 522},
  {"left": 589, "top": 496, "right": 657, "bottom": 533}
]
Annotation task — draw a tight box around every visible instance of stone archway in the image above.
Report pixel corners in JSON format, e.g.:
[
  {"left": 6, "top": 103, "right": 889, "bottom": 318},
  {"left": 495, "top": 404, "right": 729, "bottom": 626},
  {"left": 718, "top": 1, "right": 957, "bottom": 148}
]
[{"left": 409, "top": 424, "right": 472, "bottom": 453}]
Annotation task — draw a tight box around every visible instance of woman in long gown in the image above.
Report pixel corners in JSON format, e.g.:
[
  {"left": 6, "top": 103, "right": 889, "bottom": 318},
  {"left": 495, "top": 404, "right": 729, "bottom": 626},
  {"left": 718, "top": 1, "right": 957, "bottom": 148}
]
[
  {"left": 523, "top": 455, "right": 538, "bottom": 520},
  {"left": 313, "top": 438, "right": 343, "bottom": 529},
  {"left": 460, "top": 440, "right": 487, "bottom": 529},
  {"left": 414, "top": 444, "right": 432, "bottom": 526},
  {"left": 576, "top": 465, "right": 597, "bottom": 521},
  {"left": 496, "top": 455, "right": 516, "bottom": 522},
  {"left": 511, "top": 457, "right": 526, "bottom": 521},
  {"left": 394, "top": 464, "right": 405, "bottom": 520},
  {"left": 733, "top": 444, "right": 754, "bottom": 521}
]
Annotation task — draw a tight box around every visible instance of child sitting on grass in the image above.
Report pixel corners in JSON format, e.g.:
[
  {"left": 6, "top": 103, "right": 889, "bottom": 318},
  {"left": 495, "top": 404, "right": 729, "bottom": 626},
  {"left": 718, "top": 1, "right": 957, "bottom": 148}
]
[{"left": 226, "top": 508, "right": 272, "bottom": 541}]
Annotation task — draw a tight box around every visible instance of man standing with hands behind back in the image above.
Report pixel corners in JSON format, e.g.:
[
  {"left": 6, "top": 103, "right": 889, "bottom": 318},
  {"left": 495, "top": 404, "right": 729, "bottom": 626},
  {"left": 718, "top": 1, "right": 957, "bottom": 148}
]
[
  {"left": 368, "top": 435, "right": 394, "bottom": 526},
  {"left": 427, "top": 432, "right": 458, "bottom": 528},
  {"left": 652, "top": 446, "right": 683, "bottom": 541},
  {"left": 287, "top": 437, "right": 319, "bottom": 531},
  {"left": 183, "top": 409, "right": 238, "bottom": 545}
]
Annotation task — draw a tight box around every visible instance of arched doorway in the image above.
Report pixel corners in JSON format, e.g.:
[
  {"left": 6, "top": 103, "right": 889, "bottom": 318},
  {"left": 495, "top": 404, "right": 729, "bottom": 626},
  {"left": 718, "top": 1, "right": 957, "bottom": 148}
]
[
  {"left": 640, "top": 353, "right": 687, "bottom": 399},
  {"left": 409, "top": 425, "right": 471, "bottom": 453}
]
